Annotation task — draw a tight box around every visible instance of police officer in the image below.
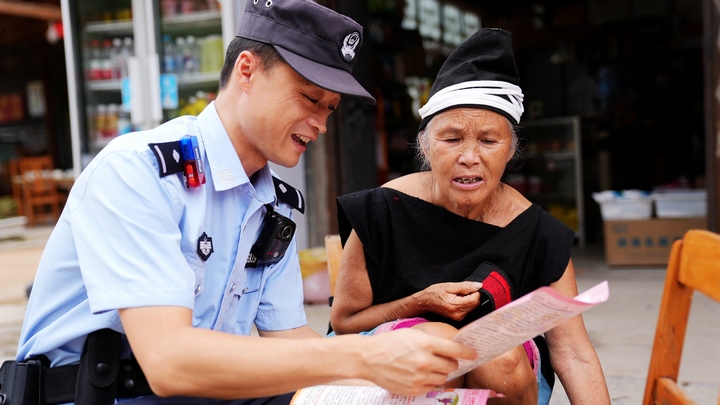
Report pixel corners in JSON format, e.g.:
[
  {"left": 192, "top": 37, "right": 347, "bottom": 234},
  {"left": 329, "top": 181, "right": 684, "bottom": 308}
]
[{"left": 12, "top": 1, "right": 476, "bottom": 404}]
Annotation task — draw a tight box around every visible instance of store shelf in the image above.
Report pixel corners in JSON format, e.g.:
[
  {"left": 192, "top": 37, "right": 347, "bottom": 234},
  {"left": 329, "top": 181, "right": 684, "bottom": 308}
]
[
  {"left": 87, "top": 79, "right": 122, "bottom": 92},
  {"left": 176, "top": 71, "right": 220, "bottom": 88},
  {"left": 161, "top": 10, "right": 221, "bottom": 34},
  {"left": 85, "top": 19, "right": 134, "bottom": 36},
  {"left": 86, "top": 71, "right": 220, "bottom": 92}
]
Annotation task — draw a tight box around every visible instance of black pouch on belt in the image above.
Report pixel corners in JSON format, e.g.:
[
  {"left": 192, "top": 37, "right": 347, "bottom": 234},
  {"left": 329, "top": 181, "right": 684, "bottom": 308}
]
[
  {"left": 74, "top": 329, "right": 121, "bottom": 405},
  {"left": 0, "top": 358, "right": 43, "bottom": 405}
]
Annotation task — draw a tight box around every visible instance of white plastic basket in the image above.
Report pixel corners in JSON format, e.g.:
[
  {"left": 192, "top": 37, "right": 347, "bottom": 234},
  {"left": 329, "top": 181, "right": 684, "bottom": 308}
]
[
  {"left": 651, "top": 190, "right": 707, "bottom": 218},
  {"left": 598, "top": 198, "right": 653, "bottom": 220}
]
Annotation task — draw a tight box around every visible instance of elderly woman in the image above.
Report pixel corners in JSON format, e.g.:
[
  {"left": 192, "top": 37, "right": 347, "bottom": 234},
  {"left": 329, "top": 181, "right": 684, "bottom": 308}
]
[{"left": 329, "top": 29, "right": 610, "bottom": 404}]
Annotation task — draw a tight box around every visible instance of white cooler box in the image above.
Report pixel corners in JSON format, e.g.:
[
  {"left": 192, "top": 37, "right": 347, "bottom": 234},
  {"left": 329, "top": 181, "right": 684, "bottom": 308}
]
[{"left": 651, "top": 190, "right": 707, "bottom": 218}]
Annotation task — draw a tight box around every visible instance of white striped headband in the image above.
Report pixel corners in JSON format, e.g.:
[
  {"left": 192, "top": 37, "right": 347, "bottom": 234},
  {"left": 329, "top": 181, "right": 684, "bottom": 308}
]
[{"left": 418, "top": 80, "right": 525, "bottom": 125}]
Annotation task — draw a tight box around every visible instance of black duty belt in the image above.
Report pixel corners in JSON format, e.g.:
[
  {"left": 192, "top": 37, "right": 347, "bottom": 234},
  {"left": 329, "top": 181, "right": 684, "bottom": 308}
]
[
  {"left": 0, "top": 329, "right": 152, "bottom": 405},
  {"left": 40, "top": 357, "right": 151, "bottom": 404}
]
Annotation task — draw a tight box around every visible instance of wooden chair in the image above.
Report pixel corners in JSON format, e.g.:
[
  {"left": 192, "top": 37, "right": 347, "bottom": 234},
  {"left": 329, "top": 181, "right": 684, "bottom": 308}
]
[
  {"left": 7, "top": 158, "right": 23, "bottom": 216},
  {"left": 324, "top": 234, "right": 343, "bottom": 334},
  {"left": 324, "top": 234, "right": 343, "bottom": 302},
  {"left": 18, "top": 156, "right": 61, "bottom": 227},
  {"left": 643, "top": 229, "right": 720, "bottom": 405}
]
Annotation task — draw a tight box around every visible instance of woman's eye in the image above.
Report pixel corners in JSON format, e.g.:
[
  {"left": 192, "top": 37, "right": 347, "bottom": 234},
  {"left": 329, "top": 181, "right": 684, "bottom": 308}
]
[
  {"left": 305, "top": 95, "right": 319, "bottom": 104},
  {"left": 328, "top": 105, "right": 337, "bottom": 112}
]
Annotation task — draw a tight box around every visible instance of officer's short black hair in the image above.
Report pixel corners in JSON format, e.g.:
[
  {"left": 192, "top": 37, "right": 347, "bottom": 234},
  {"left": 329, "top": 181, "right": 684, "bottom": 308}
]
[{"left": 218, "top": 37, "right": 283, "bottom": 91}]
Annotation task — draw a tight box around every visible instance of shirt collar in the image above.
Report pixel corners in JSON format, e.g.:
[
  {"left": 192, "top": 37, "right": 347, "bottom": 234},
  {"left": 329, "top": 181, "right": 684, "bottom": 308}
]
[{"left": 196, "top": 102, "right": 275, "bottom": 204}]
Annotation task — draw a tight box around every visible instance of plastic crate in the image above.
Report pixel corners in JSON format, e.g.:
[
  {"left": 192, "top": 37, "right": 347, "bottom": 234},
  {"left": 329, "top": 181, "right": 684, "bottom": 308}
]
[{"left": 652, "top": 190, "right": 707, "bottom": 218}]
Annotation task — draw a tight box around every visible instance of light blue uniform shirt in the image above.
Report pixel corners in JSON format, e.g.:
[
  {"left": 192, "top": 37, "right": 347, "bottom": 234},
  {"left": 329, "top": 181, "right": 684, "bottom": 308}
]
[{"left": 17, "top": 102, "right": 307, "bottom": 367}]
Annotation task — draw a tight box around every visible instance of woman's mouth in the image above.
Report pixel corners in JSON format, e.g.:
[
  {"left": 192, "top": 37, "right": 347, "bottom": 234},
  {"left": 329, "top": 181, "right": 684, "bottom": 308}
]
[{"left": 455, "top": 177, "right": 482, "bottom": 184}]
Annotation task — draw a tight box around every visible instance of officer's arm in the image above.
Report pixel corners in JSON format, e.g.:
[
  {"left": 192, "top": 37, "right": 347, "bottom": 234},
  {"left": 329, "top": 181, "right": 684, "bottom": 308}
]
[
  {"left": 119, "top": 304, "right": 476, "bottom": 398},
  {"left": 258, "top": 325, "right": 321, "bottom": 339}
]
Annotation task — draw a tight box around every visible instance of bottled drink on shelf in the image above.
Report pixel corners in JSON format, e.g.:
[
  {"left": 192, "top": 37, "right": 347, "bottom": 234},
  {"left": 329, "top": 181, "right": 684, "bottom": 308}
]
[
  {"left": 179, "top": 0, "right": 195, "bottom": 14},
  {"left": 119, "top": 37, "right": 134, "bottom": 78},
  {"left": 175, "top": 91, "right": 215, "bottom": 117},
  {"left": 110, "top": 37, "right": 123, "bottom": 79},
  {"left": 194, "top": 91, "right": 209, "bottom": 112},
  {"left": 174, "top": 36, "right": 186, "bottom": 74},
  {"left": 184, "top": 36, "right": 200, "bottom": 73},
  {"left": 200, "top": 34, "right": 223, "bottom": 72},
  {"left": 101, "top": 39, "right": 114, "bottom": 80},
  {"left": 95, "top": 104, "right": 107, "bottom": 141},
  {"left": 88, "top": 39, "right": 103, "bottom": 81},
  {"left": 162, "top": 34, "right": 176, "bottom": 73},
  {"left": 206, "top": 0, "right": 219, "bottom": 11},
  {"left": 105, "top": 104, "right": 119, "bottom": 139},
  {"left": 161, "top": 0, "right": 178, "bottom": 17}
]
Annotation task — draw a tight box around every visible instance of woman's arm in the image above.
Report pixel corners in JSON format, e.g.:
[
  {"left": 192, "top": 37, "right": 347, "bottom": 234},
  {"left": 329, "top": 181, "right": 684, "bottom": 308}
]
[
  {"left": 545, "top": 260, "right": 611, "bottom": 404},
  {"left": 329, "top": 230, "right": 483, "bottom": 334}
]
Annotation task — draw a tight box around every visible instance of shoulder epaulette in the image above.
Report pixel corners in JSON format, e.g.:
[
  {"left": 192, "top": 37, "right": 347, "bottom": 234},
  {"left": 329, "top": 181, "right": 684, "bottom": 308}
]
[
  {"left": 149, "top": 141, "right": 305, "bottom": 213},
  {"left": 273, "top": 176, "right": 305, "bottom": 214},
  {"left": 148, "top": 141, "right": 184, "bottom": 177}
]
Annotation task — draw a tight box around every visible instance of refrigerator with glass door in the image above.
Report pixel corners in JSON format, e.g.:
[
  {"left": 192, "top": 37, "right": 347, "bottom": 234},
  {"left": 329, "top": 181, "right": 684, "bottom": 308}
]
[{"left": 60, "top": 0, "right": 237, "bottom": 178}]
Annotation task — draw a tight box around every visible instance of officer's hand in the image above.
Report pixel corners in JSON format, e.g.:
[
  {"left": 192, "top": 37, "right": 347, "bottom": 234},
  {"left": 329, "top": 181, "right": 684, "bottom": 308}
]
[{"left": 361, "top": 328, "right": 476, "bottom": 396}]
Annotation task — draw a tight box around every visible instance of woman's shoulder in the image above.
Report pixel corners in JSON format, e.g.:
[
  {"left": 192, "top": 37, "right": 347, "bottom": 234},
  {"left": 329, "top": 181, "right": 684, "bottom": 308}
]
[{"left": 381, "top": 172, "right": 431, "bottom": 200}]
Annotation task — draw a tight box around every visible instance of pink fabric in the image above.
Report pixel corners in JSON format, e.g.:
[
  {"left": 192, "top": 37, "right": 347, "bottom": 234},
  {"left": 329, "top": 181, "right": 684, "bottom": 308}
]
[
  {"left": 375, "top": 317, "right": 429, "bottom": 333},
  {"left": 523, "top": 340, "right": 540, "bottom": 375}
]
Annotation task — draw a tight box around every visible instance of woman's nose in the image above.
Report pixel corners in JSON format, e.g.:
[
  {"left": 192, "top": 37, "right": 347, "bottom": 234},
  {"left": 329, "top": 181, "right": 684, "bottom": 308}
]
[{"left": 457, "top": 143, "right": 481, "bottom": 165}]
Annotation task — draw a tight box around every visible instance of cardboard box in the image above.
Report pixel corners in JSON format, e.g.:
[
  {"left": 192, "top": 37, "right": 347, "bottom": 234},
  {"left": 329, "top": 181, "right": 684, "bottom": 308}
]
[{"left": 603, "top": 218, "right": 707, "bottom": 266}]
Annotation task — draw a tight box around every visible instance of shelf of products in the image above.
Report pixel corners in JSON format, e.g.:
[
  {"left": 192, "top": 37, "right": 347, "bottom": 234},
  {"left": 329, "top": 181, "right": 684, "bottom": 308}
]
[
  {"left": 76, "top": 0, "right": 223, "bottom": 157},
  {"left": 509, "top": 116, "right": 585, "bottom": 245}
]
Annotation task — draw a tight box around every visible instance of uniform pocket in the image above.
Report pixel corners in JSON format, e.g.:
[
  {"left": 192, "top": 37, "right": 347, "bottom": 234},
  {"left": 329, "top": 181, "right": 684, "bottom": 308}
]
[
  {"left": 185, "top": 254, "right": 206, "bottom": 297},
  {"left": 242, "top": 267, "right": 264, "bottom": 295}
]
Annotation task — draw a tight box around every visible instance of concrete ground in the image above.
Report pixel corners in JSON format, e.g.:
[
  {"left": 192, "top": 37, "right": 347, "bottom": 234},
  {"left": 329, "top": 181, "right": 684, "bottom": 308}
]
[{"left": 1, "top": 226, "right": 719, "bottom": 404}]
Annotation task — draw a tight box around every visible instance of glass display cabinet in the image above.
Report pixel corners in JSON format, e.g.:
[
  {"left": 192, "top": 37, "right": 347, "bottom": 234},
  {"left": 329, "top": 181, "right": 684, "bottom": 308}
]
[{"left": 509, "top": 116, "right": 585, "bottom": 246}]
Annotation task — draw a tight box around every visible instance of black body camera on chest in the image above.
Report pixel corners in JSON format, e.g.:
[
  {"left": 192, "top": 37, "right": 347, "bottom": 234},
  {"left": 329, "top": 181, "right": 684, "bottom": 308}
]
[{"left": 250, "top": 204, "right": 296, "bottom": 264}]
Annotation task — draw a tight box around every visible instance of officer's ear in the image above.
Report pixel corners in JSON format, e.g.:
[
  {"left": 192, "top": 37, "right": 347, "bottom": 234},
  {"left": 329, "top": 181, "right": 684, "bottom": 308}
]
[{"left": 236, "top": 50, "right": 260, "bottom": 92}]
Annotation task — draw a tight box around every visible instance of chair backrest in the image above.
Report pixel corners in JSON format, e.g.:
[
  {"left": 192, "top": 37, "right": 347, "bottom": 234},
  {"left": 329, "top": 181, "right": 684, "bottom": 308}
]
[
  {"left": 643, "top": 229, "right": 720, "bottom": 405},
  {"left": 324, "top": 234, "right": 343, "bottom": 298},
  {"left": 7, "top": 158, "right": 23, "bottom": 216},
  {"left": 18, "top": 156, "right": 57, "bottom": 196},
  {"left": 17, "top": 155, "right": 60, "bottom": 226}
]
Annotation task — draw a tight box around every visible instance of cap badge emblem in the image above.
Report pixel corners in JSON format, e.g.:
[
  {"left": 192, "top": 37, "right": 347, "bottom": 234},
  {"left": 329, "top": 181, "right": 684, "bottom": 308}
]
[
  {"left": 197, "top": 231, "right": 214, "bottom": 261},
  {"left": 340, "top": 31, "right": 360, "bottom": 63}
]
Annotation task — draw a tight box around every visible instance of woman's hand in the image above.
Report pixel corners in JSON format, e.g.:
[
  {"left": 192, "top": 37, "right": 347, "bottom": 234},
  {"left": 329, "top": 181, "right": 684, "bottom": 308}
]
[{"left": 412, "top": 281, "right": 483, "bottom": 321}]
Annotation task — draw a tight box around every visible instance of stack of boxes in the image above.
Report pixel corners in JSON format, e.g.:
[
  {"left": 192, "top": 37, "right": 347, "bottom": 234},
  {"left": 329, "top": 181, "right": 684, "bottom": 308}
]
[{"left": 596, "top": 190, "right": 707, "bottom": 266}]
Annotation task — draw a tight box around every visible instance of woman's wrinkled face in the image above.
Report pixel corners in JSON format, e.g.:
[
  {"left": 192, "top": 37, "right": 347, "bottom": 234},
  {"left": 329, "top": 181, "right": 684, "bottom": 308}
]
[{"left": 423, "top": 108, "right": 514, "bottom": 216}]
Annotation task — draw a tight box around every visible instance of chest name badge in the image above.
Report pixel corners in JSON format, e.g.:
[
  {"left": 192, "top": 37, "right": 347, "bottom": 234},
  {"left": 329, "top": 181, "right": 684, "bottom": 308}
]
[{"left": 197, "top": 232, "right": 214, "bottom": 261}]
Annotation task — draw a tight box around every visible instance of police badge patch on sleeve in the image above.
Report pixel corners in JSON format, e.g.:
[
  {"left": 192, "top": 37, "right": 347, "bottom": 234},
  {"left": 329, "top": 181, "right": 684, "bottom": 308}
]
[{"left": 197, "top": 232, "right": 214, "bottom": 261}]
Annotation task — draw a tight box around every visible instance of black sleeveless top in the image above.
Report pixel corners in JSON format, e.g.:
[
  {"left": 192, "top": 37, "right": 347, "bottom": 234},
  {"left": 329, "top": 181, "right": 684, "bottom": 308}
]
[{"left": 337, "top": 187, "right": 575, "bottom": 329}]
